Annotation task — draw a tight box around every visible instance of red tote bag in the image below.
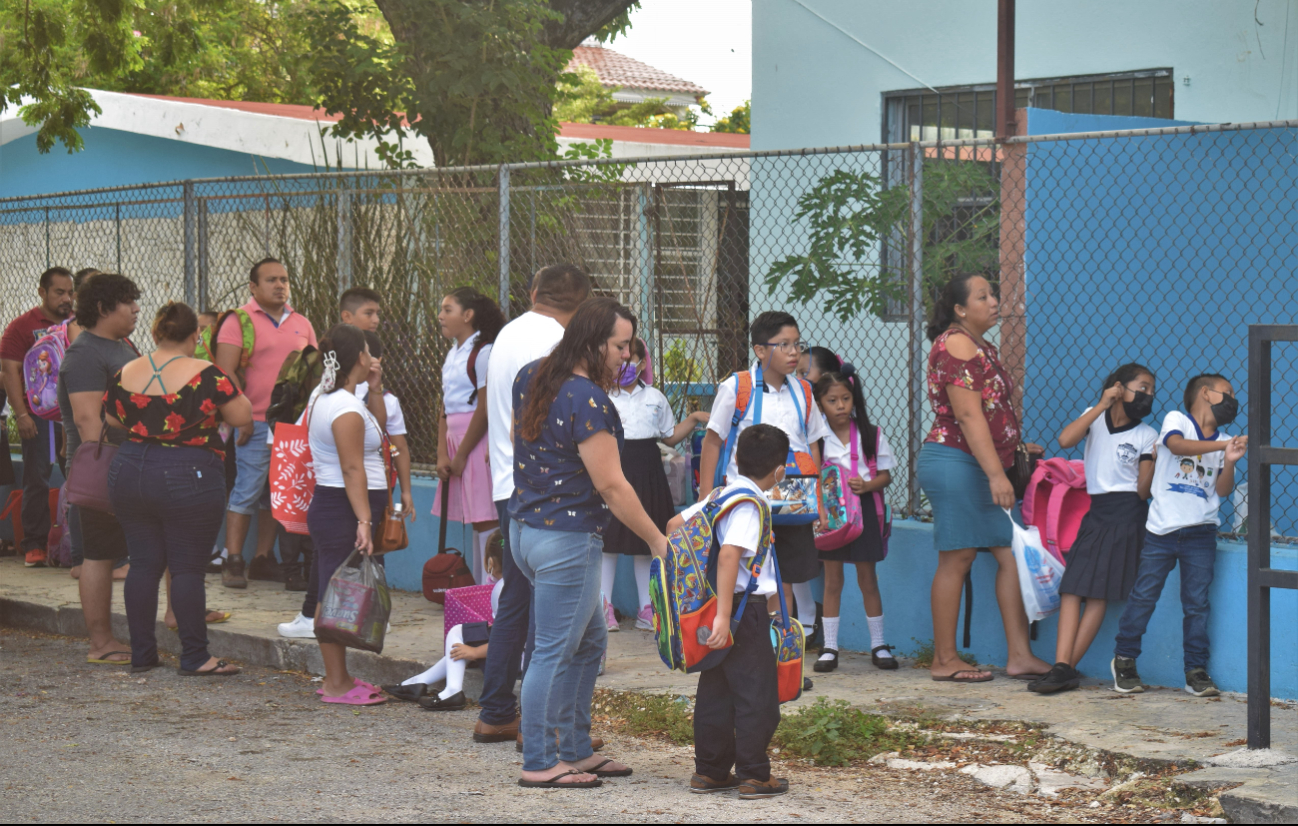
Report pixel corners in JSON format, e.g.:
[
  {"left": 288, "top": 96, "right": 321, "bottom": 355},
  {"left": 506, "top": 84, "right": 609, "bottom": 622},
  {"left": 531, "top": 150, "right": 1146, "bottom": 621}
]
[{"left": 270, "top": 419, "right": 315, "bottom": 535}]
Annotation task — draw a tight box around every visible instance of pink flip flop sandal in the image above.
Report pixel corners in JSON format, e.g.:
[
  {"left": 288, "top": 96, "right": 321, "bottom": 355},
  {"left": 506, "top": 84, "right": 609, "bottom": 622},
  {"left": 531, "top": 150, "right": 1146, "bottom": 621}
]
[
  {"left": 320, "top": 685, "right": 387, "bottom": 706},
  {"left": 317, "top": 677, "right": 381, "bottom": 696}
]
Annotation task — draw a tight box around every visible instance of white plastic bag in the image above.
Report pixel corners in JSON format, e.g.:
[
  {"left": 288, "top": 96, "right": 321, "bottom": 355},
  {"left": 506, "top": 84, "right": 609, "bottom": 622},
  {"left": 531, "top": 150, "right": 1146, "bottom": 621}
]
[{"left": 1005, "top": 509, "right": 1065, "bottom": 622}]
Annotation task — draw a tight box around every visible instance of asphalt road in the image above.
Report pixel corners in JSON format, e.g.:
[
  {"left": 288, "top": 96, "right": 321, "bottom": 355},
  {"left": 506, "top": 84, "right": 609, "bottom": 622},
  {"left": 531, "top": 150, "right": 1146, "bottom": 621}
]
[{"left": 0, "top": 627, "right": 1109, "bottom": 823}]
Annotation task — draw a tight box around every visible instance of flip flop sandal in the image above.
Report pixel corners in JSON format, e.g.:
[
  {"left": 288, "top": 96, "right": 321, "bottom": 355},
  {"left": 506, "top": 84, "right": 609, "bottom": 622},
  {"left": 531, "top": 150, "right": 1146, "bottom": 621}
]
[
  {"left": 1009, "top": 672, "right": 1050, "bottom": 682},
  {"left": 86, "top": 652, "right": 132, "bottom": 665},
  {"left": 585, "top": 759, "right": 632, "bottom": 778},
  {"left": 931, "top": 670, "right": 994, "bottom": 683},
  {"left": 179, "top": 659, "right": 241, "bottom": 677},
  {"left": 517, "top": 771, "right": 603, "bottom": 789},
  {"left": 317, "top": 677, "right": 381, "bottom": 696},
  {"left": 320, "top": 685, "right": 386, "bottom": 706}
]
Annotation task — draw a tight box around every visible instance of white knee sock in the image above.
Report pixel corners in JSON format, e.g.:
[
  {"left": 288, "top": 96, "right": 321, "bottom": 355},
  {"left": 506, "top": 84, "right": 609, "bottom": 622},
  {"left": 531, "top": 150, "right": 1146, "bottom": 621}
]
[
  {"left": 634, "top": 556, "right": 652, "bottom": 610},
  {"left": 404, "top": 624, "right": 462, "bottom": 686},
  {"left": 820, "top": 616, "right": 841, "bottom": 658},
  {"left": 867, "top": 614, "right": 892, "bottom": 657},
  {"left": 792, "top": 581, "right": 817, "bottom": 629},
  {"left": 440, "top": 656, "right": 468, "bottom": 699},
  {"left": 601, "top": 553, "right": 619, "bottom": 607}
]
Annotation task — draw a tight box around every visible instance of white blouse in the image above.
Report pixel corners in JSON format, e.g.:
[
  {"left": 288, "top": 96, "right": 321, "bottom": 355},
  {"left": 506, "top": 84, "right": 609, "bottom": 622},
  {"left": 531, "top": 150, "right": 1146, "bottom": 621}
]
[
  {"left": 822, "top": 424, "right": 896, "bottom": 481},
  {"left": 442, "top": 332, "right": 492, "bottom": 416},
  {"left": 609, "top": 383, "right": 676, "bottom": 441}
]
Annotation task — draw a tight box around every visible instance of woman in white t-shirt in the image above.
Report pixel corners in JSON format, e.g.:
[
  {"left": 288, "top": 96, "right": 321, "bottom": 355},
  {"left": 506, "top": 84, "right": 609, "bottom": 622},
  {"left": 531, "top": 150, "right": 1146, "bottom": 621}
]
[
  {"left": 305, "top": 324, "right": 390, "bottom": 706},
  {"left": 811, "top": 365, "right": 897, "bottom": 674},
  {"left": 602, "top": 338, "right": 709, "bottom": 632},
  {"left": 1033, "top": 364, "right": 1158, "bottom": 695},
  {"left": 432, "top": 287, "right": 505, "bottom": 583}
]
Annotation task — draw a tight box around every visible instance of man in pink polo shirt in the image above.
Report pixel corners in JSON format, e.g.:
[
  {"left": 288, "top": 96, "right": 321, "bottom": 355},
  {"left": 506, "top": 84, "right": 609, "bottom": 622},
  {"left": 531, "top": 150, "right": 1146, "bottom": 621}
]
[{"left": 215, "top": 257, "right": 317, "bottom": 588}]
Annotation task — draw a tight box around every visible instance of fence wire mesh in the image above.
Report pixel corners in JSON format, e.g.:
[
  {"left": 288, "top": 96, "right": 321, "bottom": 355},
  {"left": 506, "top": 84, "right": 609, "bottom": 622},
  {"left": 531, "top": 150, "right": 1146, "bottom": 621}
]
[{"left": 0, "top": 120, "right": 1294, "bottom": 537}]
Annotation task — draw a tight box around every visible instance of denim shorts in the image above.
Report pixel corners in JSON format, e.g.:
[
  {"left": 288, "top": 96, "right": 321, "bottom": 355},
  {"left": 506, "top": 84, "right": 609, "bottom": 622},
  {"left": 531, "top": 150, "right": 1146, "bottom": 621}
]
[{"left": 227, "top": 421, "right": 271, "bottom": 516}]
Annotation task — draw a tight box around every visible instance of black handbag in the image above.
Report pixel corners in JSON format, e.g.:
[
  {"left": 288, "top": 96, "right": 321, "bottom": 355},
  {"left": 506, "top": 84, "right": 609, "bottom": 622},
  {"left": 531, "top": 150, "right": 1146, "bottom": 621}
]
[{"left": 1006, "top": 442, "right": 1038, "bottom": 501}]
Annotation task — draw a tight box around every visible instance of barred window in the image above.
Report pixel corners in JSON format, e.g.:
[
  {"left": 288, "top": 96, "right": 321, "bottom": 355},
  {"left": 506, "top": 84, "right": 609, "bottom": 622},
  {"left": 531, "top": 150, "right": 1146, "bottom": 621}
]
[{"left": 884, "top": 69, "right": 1175, "bottom": 143}]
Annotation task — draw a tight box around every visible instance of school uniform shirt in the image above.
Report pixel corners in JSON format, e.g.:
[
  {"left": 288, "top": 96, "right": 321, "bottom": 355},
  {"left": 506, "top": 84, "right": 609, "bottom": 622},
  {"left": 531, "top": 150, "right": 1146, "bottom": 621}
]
[
  {"left": 1080, "top": 407, "right": 1157, "bottom": 495},
  {"left": 355, "top": 384, "right": 407, "bottom": 437},
  {"left": 443, "top": 332, "right": 492, "bottom": 416},
  {"left": 609, "top": 383, "right": 675, "bottom": 440},
  {"left": 679, "top": 476, "right": 777, "bottom": 597},
  {"left": 822, "top": 425, "right": 896, "bottom": 480},
  {"left": 1146, "top": 410, "right": 1230, "bottom": 535},
  {"left": 706, "top": 364, "right": 830, "bottom": 482},
  {"left": 487, "top": 312, "right": 564, "bottom": 503}
]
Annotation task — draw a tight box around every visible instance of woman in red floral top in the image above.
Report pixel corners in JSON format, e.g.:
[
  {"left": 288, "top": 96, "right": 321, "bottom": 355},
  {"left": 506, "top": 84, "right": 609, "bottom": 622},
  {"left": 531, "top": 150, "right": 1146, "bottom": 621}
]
[
  {"left": 916, "top": 275, "right": 1050, "bottom": 685},
  {"left": 104, "top": 302, "right": 252, "bottom": 676}
]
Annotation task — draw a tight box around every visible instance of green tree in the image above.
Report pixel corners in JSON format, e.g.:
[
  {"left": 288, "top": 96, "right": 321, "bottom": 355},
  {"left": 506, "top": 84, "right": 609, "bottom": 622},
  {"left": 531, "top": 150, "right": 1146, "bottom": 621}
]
[{"left": 711, "top": 99, "right": 749, "bottom": 134}]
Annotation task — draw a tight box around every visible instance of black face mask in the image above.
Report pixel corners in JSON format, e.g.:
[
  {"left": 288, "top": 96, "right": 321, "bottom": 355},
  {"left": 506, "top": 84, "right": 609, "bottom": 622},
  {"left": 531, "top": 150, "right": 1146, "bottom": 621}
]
[
  {"left": 1210, "top": 394, "right": 1239, "bottom": 427},
  {"left": 1122, "top": 391, "right": 1154, "bottom": 421}
]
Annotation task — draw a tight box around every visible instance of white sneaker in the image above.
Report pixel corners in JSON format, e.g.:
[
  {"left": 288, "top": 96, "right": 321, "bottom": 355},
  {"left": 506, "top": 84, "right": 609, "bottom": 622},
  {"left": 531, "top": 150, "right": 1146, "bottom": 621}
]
[
  {"left": 604, "top": 597, "right": 619, "bottom": 632},
  {"left": 277, "top": 613, "right": 315, "bottom": 639},
  {"left": 635, "top": 605, "right": 654, "bottom": 631}
]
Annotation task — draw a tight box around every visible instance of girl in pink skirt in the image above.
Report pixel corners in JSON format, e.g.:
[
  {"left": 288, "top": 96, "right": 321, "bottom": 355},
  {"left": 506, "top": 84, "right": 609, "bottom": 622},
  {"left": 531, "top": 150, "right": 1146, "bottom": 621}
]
[{"left": 433, "top": 287, "right": 506, "bottom": 583}]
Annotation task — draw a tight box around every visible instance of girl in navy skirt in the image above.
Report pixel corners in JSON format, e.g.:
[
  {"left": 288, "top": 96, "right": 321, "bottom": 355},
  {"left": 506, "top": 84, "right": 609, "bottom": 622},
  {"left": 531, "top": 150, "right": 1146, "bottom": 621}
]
[
  {"left": 603, "top": 338, "right": 709, "bottom": 631},
  {"left": 1031, "top": 363, "right": 1157, "bottom": 694},
  {"left": 812, "top": 366, "right": 897, "bottom": 673}
]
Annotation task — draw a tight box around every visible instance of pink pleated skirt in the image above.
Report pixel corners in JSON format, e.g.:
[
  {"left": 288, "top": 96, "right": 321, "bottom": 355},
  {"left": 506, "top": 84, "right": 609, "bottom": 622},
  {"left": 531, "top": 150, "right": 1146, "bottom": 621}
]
[{"left": 431, "top": 411, "right": 497, "bottom": 524}]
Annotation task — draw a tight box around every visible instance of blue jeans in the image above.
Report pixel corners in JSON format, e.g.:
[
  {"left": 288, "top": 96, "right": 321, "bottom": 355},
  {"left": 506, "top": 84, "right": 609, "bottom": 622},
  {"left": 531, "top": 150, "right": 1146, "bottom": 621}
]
[
  {"left": 512, "top": 520, "right": 606, "bottom": 772},
  {"left": 477, "top": 499, "right": 536, "bottom": 727},
  {"left": 1114, "top": 524, "right": 1217, "bottom": 671},
  {"left": 19, "top": 416, "right": 61, "bottom": 554},
  {"left": 110, "top": 442, "right": 226, "bottom": 671}
]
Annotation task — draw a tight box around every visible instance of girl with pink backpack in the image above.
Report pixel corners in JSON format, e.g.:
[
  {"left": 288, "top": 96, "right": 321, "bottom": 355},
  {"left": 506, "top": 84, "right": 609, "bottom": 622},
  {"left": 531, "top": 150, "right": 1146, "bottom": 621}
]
[
  {"left": 810, "top": 364, "right": 896, "bottom": 673},
  {"left": 1030, "top": 364, "right": 1157, "bottom": 694}
]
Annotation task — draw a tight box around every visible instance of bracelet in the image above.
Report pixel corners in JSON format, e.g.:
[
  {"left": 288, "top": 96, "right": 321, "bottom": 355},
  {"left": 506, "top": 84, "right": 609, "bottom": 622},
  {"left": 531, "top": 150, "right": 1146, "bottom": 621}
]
[{"left": 357, "top": 520, "right": 371, "bottom": 525}]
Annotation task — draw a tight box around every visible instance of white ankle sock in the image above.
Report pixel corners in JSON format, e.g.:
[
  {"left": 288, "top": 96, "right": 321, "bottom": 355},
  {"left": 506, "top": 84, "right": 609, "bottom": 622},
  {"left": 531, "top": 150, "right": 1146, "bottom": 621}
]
[
  {"left": 821, "top": 616, "right": 840, "bottom": 652},
  {"left": 867, "top": 614, "right": 892, "bottom": 656},
  {"left": 792, "top": 581, "right": 816, "bottom": 629},
  {"left": 633, "top": 556, "right": 652, "bottom": 610}
]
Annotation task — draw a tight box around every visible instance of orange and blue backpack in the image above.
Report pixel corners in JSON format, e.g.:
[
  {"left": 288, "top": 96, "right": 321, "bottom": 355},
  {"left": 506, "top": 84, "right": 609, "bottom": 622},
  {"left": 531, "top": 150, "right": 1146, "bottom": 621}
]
[{"left": 649, "top": 486, "right": 805, "bottom": 703}]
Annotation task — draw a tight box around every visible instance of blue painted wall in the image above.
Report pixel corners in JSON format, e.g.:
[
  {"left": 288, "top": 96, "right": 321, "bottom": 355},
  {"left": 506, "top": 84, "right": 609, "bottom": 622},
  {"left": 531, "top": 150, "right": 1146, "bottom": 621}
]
[
  {"left": 1021, "top": 109, "right": 1298, "bottom": 535},
  {"left": 0, "top": 129, "right": 325, "bottom": 199}
]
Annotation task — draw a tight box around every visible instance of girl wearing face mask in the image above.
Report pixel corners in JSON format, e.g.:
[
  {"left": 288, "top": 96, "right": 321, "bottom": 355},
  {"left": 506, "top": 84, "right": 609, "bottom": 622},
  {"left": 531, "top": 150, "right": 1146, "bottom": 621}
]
[
  {"left": 1032, "top": 364, "right": 1158, "bottom": 695},
  {"left": 602, "top": 338, "right": 709, "bottom": 631}
]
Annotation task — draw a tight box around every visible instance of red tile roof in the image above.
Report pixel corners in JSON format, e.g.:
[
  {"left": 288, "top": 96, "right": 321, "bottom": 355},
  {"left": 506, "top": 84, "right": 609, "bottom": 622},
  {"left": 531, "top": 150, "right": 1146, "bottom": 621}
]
[
  {"left": 568, "top": 46, "right": 708, "bottom": 97},
  {"left": 121, "top": 93, "right": 747, "bottom": 149}
]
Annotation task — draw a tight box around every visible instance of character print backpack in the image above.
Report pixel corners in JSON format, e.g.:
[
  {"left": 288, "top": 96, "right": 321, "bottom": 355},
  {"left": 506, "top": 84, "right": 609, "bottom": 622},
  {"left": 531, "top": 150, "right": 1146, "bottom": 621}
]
[
  {"left": 23, "top": 319, "right": 71, "bottom": 421},
  {"left": 714, "top": 365, "right": 820, "bottom": 526}
]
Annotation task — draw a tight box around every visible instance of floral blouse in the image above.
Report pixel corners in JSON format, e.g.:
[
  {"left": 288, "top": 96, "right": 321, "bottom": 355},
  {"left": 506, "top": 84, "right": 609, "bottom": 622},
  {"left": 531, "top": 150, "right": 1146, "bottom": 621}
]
[
  {"left": 924, "top": 328, "right": 1021, "bottom": 468},
  {"left": 104, "top": 364, "right": 243, "bottom": 457}
]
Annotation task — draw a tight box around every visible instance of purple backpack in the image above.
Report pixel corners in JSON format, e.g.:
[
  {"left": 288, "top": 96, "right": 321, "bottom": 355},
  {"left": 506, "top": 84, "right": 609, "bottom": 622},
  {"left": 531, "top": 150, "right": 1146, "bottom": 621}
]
[
  {"left": 23, "top": 320, "right": 71, "bottom": 421},
  {"left": 45, "top": 485, "right": 73, "bottom": 568}
]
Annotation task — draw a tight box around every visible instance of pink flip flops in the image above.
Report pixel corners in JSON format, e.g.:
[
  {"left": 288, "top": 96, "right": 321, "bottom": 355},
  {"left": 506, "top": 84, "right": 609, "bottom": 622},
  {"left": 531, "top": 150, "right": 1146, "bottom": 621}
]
[
  {"left": 320, "top": 684, "right": 387, "bottom": 706},
  {"left": 316, "top": 677, "right": 381, "bottom": 697}
]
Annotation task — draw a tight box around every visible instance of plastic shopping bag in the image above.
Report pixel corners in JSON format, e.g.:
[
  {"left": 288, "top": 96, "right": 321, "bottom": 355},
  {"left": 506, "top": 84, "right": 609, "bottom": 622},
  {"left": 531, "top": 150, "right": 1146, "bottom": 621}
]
[
  {"left": 1005, "top": 509, "right": 1066, "bottom": 622},
  {"left": 315, "top": 548, "right": 391, "bottom": 653}
]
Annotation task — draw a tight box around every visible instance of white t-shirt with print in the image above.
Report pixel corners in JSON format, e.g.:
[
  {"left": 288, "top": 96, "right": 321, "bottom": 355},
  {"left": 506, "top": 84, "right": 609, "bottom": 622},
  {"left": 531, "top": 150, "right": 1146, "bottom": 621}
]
[
  {"left": 355, "top": 384, "right": 407, "bottom": 436},
  {"left": 1080, "top": 407, "right": 1157, "bottom": 495},
  {"left": 443, "top": 332, "right": 493, "bottom": 416},
  {"left": 1146, "top": 410, "right": 1229, "bottom": 535},
  {"left": 304, "top": 386, "right": 387, "bottom": 490},
  {"left": 676, "top": 476, "right": 776, "bottom": 597},
  {"left": 706, "top": 365, "right": 830, "bottom": 483},
  {"left": 487, "top": 311, "right": 564, "bottom": 502},
  {"left": 610, "top": 383, "right": 675, "bottom": 441},
  {"left": 822, "top": 424, "right": 896, "bottom": 481}
]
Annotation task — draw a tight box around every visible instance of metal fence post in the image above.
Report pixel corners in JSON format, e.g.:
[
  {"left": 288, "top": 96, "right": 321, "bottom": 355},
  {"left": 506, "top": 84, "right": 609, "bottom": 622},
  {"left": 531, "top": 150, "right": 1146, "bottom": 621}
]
[
  {"left": 197, "top": 199, "right": 209, "bottom": 312},
  {"left": 498, "top": 165, "right": 511, "bottom": 319},
  {"left": 906, "top": 143, "right": 926, "bottom": 517},
  {"left": 114, "top": 203, "right": 122, "bottom": 272},
  {"left": 44, "top": 207, "right": 50, "bottom": 269},
  {"left": 337, "top": 189, "right": 353, "bottom": 294},
  {"left": 183, "top": 182, "right": 197, "bottom": 305},
  {"left": 637, "top": 184, "right": 655, "bottom": 340}
]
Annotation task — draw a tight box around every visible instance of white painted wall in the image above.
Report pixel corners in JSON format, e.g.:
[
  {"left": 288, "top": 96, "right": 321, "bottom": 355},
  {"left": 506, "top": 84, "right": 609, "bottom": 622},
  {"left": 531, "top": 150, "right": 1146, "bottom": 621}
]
[{"left": 752, "top": 0, "right": 1298, "bottom": 150}]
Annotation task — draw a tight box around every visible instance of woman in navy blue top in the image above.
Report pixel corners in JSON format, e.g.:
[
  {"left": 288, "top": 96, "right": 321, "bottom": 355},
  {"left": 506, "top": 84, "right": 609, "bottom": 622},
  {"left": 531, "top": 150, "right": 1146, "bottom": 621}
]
[{"left": 509, "top": 297, "right": 668, "bottom": 789}]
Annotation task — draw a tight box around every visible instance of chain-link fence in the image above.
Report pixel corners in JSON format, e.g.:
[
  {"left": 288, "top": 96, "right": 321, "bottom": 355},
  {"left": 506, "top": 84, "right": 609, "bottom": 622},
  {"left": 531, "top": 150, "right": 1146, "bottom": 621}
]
[{"left": 1, "top": 119, "right": 1295, "bottom": 536}]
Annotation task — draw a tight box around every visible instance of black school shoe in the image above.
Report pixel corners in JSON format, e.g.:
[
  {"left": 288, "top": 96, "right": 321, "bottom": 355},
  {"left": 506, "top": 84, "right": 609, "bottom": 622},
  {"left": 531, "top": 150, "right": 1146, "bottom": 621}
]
[
  {"left": 813, "top": 649, "right": 838, "bottom": 673},
  {"left": 246, "top": 555, "right": 285, "bottom": 583},
  {"left": 419, "top": 691, "right": 467, "bottom": 711},
  {"left": 871, "top": 645, "right": 899, "bottom": 670},
  {"left": 1028, "top": 662, "right": 1080, "bottom": 694},
  {"left": 383, "top": 683, "right": 430, "bottom": 703}
]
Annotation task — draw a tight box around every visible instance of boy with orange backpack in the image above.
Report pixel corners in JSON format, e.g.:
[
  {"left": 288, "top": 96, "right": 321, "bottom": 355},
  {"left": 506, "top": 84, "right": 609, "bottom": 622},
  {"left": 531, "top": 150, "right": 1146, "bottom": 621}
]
[{"left": 699, "top": 312, "right": 829, "bottom": 647}]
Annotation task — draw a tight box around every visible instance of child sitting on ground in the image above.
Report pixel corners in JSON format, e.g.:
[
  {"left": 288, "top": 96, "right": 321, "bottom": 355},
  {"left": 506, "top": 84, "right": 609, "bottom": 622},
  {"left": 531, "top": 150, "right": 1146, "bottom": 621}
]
[
  {"left": 383, "top": 533, "right": 504, "bottom": 710},
  {"left": 1111, "top": 373, "right": 1247, "bottom": 698},
  {"left": 667, "top": 423, "right": 790, "bottom": 800}
]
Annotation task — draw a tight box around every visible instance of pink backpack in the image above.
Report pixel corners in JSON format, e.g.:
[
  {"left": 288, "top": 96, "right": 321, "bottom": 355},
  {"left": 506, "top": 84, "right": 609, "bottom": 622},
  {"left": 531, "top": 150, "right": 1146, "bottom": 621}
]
[
  {"left": 23, "top": 319, "right": 70, "bottom": 421},
  {"left": 1021, "top": 458, "right": 1090, "bottom": 565}
]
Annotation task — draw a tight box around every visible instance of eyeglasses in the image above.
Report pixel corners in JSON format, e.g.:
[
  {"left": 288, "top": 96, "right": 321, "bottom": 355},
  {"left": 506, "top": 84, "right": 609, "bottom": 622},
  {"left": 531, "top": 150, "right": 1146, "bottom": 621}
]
[{"left": 761, "top": 340, "right": 809, "bottom": 355}]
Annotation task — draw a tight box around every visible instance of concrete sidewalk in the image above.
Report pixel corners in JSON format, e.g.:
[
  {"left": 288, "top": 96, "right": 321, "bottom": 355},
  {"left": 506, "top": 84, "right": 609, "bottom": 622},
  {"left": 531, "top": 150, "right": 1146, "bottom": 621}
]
[{"left": 2, "top": 555, "right": 1294, "bottom": 821}]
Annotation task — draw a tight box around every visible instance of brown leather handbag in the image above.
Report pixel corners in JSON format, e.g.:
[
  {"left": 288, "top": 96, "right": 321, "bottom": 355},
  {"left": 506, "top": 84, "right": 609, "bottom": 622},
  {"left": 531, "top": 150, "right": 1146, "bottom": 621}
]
[{"left": 374, "top": 426, "right": 408, "bottom": 554}]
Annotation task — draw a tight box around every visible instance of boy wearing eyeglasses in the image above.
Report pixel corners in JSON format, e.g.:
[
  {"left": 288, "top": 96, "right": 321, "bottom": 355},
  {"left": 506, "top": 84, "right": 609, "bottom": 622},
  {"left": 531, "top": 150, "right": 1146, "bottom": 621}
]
[
  {"left": 699, "top": 311, "right": 830, "bottom": 650},
  {"left": 1111, "top": 373, "right": 1247, "bottom": 699}
]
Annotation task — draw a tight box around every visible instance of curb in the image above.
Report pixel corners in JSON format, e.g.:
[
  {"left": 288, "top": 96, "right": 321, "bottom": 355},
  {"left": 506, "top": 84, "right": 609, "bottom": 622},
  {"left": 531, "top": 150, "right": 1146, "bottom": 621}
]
[{"left": 0, "top": 595, "right": 485, "bottom": 695}]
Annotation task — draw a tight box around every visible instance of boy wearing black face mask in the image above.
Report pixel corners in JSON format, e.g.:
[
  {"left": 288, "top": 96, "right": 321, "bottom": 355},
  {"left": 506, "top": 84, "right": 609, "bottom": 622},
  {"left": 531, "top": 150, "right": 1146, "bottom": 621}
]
[{"left": 1112, "top": 373, "right": 1248, "bottom": 699}]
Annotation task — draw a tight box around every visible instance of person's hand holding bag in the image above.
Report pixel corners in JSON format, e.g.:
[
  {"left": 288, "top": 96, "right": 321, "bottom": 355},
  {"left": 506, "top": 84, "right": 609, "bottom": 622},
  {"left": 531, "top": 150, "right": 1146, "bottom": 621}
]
[{"left": 355, "top": 520, "right": 373, "bottom": 555}]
